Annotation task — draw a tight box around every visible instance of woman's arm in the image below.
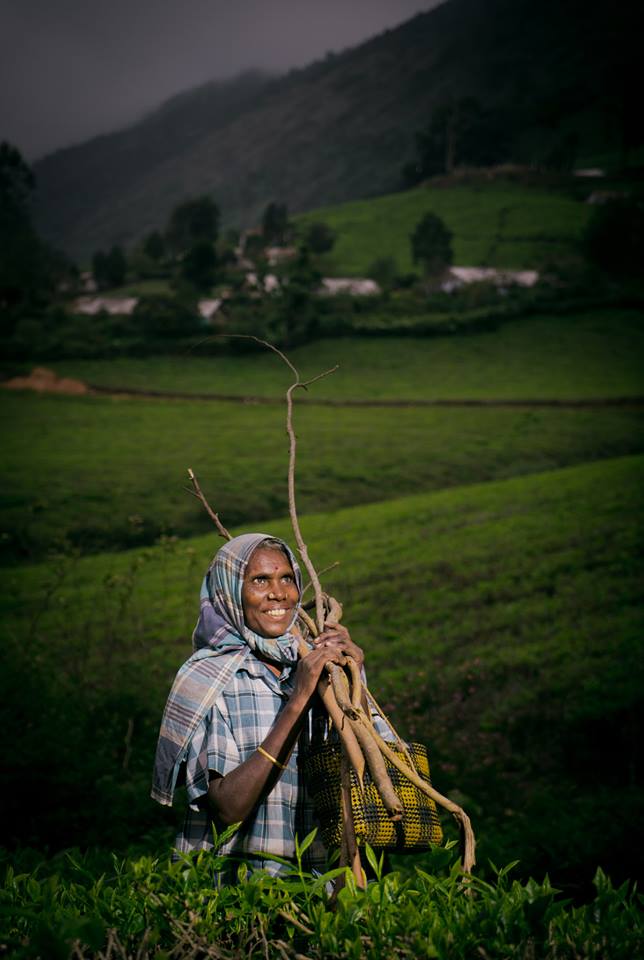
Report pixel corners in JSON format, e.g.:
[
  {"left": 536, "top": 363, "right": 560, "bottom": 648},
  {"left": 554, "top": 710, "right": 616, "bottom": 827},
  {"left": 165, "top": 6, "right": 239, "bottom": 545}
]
[{"left": 207, "top": 633, "right": 361, "bottom": 825}]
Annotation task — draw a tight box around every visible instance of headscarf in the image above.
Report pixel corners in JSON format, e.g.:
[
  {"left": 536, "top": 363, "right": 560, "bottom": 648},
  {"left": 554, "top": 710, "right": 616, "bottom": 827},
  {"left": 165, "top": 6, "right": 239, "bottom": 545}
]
[{"left": 151, "top": 533, "right": 301, "bottom": 806}]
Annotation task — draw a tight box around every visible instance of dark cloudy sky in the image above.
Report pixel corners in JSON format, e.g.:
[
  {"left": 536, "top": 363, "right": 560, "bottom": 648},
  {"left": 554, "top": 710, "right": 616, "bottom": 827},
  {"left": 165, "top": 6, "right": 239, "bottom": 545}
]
[{"left": 1, "top": 0, "right": 440, "bottom": 161}]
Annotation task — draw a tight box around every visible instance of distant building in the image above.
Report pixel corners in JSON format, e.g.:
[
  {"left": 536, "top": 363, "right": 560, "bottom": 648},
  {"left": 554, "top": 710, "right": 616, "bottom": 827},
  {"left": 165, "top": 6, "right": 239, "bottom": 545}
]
[
  {"left": 79, "top": 271, "right": 98, "bottom": 293},
  {"left": 74, "top": 296, "right": 138, "bottom": 316},
  {"left": 265, "top": 246, "right": 297, "bottom": 266},
  {"left": 441, "top": 267, "right": 539, "bottom": 293},
  {"left": 586, "top": 190, "right": 628, "bottom": 205},
  {"left": 198, "top": 298, "right": 223, "bottom": 321},
  {"left": 319, "top": 278, "right": 381, "bottom": 296},
  {"left": 245, "top": 272, "right": 280, "bottom": 293}
]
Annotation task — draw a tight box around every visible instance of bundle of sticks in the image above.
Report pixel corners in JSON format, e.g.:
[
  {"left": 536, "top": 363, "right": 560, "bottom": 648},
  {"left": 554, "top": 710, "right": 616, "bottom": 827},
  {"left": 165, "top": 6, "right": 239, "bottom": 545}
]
[{"left": 188, "top": 337, "right": 476, "bottom": 888}]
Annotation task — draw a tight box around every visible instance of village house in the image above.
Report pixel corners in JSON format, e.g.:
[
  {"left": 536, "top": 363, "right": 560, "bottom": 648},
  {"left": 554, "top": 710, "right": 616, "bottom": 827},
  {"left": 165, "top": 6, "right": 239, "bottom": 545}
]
[
  {"left": 319, "top": 278, "right": 381, "bottom": 296},
  {"left": 441, "top": 267, "right": 539, "bottom": 293}
]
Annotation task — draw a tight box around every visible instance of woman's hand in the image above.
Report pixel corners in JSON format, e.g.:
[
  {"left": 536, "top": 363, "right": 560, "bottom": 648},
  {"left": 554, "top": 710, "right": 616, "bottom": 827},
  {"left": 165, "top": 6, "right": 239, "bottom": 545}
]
[
  {"left": 312, "top": 623, "right": 364, "bottom": 669},
  {"left": 291, "top": 638, "right": 346, "bottom": 704}
]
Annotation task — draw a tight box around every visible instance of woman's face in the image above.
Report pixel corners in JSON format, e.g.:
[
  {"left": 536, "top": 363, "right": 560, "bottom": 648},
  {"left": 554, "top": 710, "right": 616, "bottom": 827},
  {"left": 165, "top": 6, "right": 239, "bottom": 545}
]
[{"left": 241, "top": 545, "right": 299, "bottom": 638}]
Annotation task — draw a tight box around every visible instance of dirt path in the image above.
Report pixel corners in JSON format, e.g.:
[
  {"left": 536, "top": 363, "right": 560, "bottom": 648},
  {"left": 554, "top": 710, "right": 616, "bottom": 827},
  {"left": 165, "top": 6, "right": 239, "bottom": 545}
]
[{"left": 3, "top": 367, "right": 643, "bottom": 408}]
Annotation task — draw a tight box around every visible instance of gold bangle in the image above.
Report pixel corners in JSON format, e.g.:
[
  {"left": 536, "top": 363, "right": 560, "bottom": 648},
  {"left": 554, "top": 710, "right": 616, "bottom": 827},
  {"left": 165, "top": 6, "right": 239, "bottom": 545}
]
[{"left": 257, "top": 746, "right": 288, "bottom": 770}]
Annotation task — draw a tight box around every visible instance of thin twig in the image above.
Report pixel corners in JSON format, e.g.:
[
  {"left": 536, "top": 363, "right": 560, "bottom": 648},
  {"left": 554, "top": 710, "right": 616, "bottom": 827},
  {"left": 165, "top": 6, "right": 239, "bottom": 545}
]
[
  {"left": 187, "top": 468, "right": 233, "bottom": 541},
  {"left": 301, "top": 561, "right": 340, "bottom": 597}
]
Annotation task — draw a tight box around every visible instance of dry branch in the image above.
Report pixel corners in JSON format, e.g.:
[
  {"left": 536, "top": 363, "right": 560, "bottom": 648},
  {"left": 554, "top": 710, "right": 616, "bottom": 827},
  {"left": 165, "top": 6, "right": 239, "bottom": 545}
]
[{"left": 187, "top": 468, "right": 232, "bottom": 541}]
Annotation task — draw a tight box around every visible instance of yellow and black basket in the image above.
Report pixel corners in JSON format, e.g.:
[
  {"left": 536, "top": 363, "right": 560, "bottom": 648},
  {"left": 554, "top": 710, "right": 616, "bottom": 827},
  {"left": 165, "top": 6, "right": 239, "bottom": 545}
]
[{"left": 302, "top": 739, "right": 443, "bottom": 851}]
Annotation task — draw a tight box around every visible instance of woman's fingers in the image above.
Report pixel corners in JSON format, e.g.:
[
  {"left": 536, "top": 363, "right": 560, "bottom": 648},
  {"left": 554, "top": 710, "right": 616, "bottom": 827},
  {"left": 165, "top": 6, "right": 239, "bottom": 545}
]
[{"left": 313, "top": 627, "right": 364, "bottom": 667}]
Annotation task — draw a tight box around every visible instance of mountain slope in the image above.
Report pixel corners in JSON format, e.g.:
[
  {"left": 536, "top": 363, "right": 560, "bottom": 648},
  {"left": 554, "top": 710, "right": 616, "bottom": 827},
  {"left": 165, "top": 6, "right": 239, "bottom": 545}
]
[{"left": 33, "top": 0, "right": 637, "bottom": 259}]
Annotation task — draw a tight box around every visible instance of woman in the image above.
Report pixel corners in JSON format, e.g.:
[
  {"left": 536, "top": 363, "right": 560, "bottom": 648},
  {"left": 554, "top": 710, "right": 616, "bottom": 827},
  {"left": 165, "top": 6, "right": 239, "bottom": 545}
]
[{"left": 151, "top": 531, "right": 364, "bottom": 880}]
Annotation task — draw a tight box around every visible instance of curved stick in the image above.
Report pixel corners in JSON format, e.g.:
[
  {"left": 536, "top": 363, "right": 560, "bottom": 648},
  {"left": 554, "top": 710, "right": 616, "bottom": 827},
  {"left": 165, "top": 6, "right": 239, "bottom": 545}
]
[
  {"left": 340, "top": 748, "right": 365, "bottom": 889},
  {"left": 363, "top": 720, "right": 476, "bottom": 873},
  {"left": 348, "top": 716, "right": 403, "bottom": 820},
  {"left": 296, "top": 638, "right": 365, "bottom": 782}
]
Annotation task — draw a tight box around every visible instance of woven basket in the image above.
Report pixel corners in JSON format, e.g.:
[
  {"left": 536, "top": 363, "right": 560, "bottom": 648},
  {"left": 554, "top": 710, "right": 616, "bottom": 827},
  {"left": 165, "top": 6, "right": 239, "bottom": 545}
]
[{"left": 302, "top": 738, "right": 443, "bottom": 851}]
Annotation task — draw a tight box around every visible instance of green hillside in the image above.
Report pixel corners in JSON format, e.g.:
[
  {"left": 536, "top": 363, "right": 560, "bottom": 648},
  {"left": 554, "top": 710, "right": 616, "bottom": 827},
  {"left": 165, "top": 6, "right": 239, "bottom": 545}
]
[
  {"left": 32, "top": 0, "right": 639, "bottom": 257},
  {"left": 2, "top": 455, "right": 642, "bottom": 886},
  {"left": 3, "top": 307, "right": 643, "bottom": 562},
  {"left": 295, "top": 179, "right": 593, "bottom": 274},
  {"left": 4, "top": 390, "right": 640, "bottom": 564}
]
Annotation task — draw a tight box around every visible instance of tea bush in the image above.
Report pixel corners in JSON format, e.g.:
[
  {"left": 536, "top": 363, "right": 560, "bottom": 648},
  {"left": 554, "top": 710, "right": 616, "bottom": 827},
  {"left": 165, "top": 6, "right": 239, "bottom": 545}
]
[{"left": 2, "top": 839, "right": 642, "bottom": 959}]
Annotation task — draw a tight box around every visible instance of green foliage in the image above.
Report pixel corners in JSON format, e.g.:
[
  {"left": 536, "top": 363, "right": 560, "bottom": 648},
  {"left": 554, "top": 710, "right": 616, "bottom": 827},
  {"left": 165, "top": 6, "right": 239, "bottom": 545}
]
[
  {"left": 0, "top": 141, "right": 68, "bottom": 313},
  {"left": 295, "top": 180, "right": 593, "bottom": 276},
  {"left": 305, "top": 221, "right": 336, "bottom": 254},
  {"left": 179, "top": 240, "right": 217, "bottom": 291},
  {"left": 411, "top": 212, "right": 453, "bottom": 278},
  {"left": 262, "top": 201, "right": 291, "bottom": 246},
  {"left": 367, "top": 255, "right": 398, "bottom": 290},
  {"left": 582, "top": 199, "right": 644, "bottom": 279},
  {"left": 165, "top": 195, "right": 219, "bottom": 256},
  {"left": 143, "top": 230, "right": 166, "bottom": 263},
  {"left": 1, "top": 839, "right": 643, "bottom": 958},
  {"left": 46, "top": 308, "right": 644, "bottom": 401},
  {"left": 93, "top": 245, "right": 127, "bottom": 289},
  {"left": 404, "top": 97, "right": 510, "bottom": 185},
  {"left": 132, "top": 295, "right": 201, "bottom": 339}
]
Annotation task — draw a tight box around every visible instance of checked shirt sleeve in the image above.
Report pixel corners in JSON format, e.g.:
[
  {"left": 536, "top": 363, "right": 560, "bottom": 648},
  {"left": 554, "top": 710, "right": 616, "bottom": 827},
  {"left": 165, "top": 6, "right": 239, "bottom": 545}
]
[{"left": 183, "top": 699, "right": 240, "bottom": 809}]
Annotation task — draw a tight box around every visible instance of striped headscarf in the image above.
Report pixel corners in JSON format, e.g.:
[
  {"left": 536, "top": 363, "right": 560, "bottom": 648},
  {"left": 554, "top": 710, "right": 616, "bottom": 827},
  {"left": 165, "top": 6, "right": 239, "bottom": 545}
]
[{"left": 151, "top": 533, "right": 302, "bottom": 807}]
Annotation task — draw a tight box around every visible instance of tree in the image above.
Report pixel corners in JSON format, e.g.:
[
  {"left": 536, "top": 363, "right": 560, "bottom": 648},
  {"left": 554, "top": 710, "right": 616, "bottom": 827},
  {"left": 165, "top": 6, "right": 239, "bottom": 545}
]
[
  {"left": 166, "top": 195, "right": 219, "bottom": 256},
  {"left": 143, "top": 230, "right": 165, "bottom": 262},
  {"left": 410, "top": 213, "right": 453, "bottom": 280},
  {"left": 92, "top": 245, "right": 126, "bottom": 289},
  {"left": 0, "top": 141, "right": 64, "bottom": 313},
  {"left": 180, "top": 240, "right": 217, "bottom": 291},
  {"left": 367, "top": 256, "right": 398, "bottom": 291},
  {"left": 262, "top": 202, "right": 290, "bottom": 246},
  {"left": 283, "top": 246, "right": 321, "bottom": 345},
  {"left": 305, "top": 221, "right": 336, "bottom": 255},
  {"left": 133, "top": 295, "right": 201, "bottom": 338},
  {"left": 404, "top": 97, "right": 509, "bottom": 185},
  {"left": 105, "top": 245, "right": 127, "bottom": 287}
]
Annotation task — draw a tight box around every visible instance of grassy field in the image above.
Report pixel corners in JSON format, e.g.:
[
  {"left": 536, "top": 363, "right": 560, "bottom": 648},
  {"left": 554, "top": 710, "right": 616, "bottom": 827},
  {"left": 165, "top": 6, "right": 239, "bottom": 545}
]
[
  {"left": 2, "top": 454, "right": 642, "bottom": 885},
  {"left": 90, "top": 278, "right": 173, "bottom": 298},
  {"left": 2, "top": 306, "right": 643, "bottom": 896},
  {"left": 1, "top": 390, "right": 641, "bottom": 562},
  {"left": 294, "top": 179, "right": 592, "bottom": 275},
  {"left": 44, "top": 308, "right": 644, "bottom": 400}
]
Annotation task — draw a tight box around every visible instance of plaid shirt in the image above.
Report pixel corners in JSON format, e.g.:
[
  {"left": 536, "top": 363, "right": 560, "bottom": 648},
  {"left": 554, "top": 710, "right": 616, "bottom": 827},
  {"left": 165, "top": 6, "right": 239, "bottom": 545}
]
[{"left": 174, "top": 654, "right": 328, "bottom": 878}]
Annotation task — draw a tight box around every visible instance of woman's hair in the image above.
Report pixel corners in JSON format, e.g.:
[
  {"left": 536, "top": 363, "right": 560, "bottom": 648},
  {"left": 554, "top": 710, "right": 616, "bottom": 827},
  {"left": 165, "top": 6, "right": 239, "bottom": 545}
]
[{"left": 258, "top": 537, "right": 291, "bottom": 559}]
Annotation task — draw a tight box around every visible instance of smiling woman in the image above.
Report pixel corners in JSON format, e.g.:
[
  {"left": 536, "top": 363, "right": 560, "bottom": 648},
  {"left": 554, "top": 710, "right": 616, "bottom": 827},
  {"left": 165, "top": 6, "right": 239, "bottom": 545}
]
[{"left": 151, "top": 532, "right": 365, "bottom": 882}]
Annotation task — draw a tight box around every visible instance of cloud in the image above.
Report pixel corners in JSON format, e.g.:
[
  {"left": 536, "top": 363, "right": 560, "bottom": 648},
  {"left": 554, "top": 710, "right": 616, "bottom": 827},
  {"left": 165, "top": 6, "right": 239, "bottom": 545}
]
[{"left": 0, "top": 0, "right": 437, "bottom": 159}]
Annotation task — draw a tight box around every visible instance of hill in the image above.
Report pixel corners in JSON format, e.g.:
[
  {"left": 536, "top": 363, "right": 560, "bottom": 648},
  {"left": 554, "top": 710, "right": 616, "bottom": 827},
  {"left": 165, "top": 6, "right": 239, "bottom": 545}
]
[{"left": 32, "top": 0, "right": 639, "bottom": 259}]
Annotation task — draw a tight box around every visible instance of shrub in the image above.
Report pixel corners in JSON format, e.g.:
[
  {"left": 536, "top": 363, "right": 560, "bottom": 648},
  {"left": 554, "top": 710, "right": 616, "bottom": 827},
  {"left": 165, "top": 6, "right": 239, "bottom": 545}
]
[
  {"left": 2, "top": 842, "right": 642, "bottom": 959},
  {"left": 132, "top": 296, "right": 201, "bottom": 338}
]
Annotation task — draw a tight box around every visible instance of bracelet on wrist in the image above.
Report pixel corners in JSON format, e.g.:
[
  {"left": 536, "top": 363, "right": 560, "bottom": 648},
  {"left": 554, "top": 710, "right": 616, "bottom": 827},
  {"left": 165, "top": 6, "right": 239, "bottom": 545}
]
[{"left": 257, "top": 746, "right": 288, "bottom": 771}]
